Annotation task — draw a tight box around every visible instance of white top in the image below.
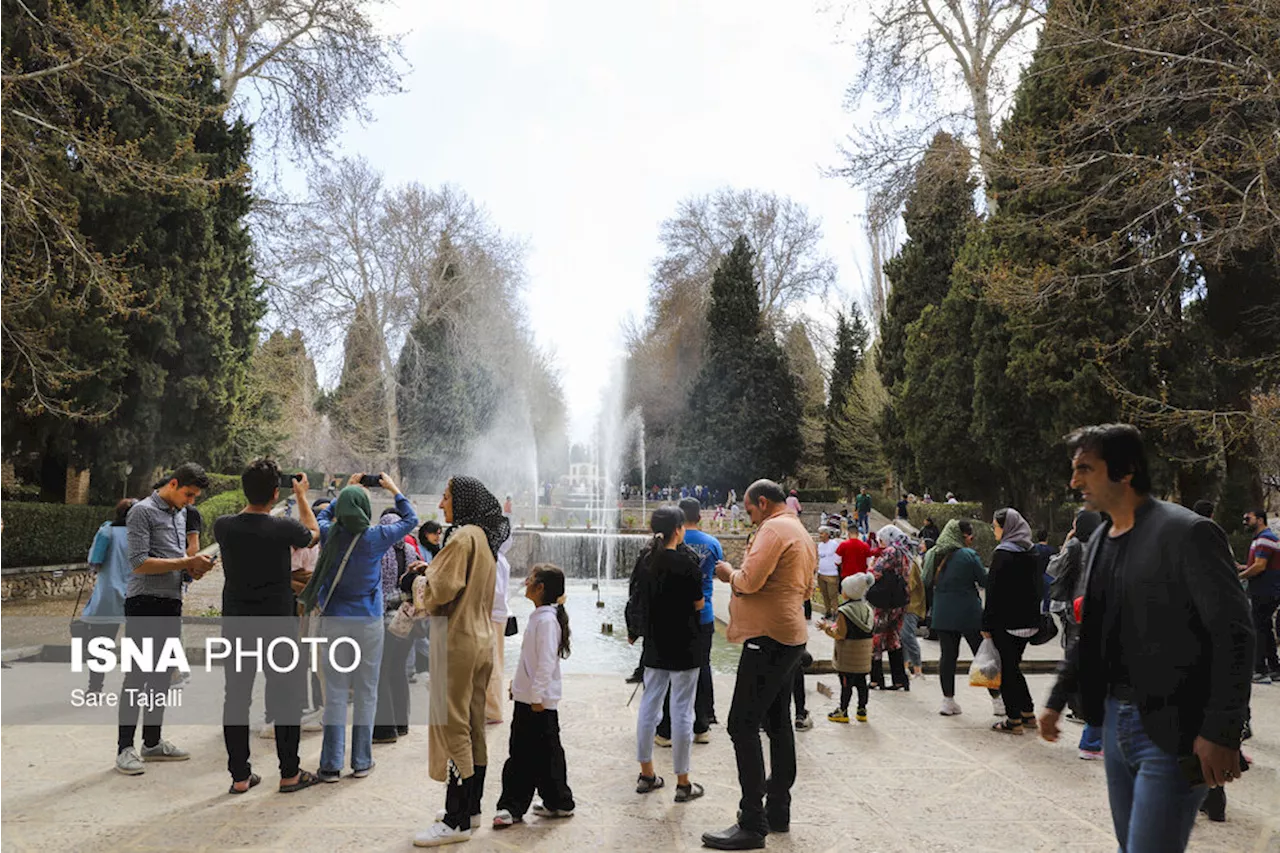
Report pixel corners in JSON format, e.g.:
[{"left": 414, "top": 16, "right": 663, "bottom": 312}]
[
  {"left": 512, "top": 604, "right": 563, "bottom": 709},
  {"left": 817, "top": 540, "right": 842, "bottom": 577},
  {"left": 492, "top": 551, "right": 511, "bottom": 623}
]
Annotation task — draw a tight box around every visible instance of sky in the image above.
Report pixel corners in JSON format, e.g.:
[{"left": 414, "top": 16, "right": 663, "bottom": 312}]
[{"left": 331, "top": 0, "right": 873, "bottom": 442}]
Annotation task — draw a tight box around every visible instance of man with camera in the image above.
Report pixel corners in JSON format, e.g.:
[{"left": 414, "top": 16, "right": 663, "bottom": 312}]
[
  {"left": 116, "top": 463, "right": 214, "bottom": 776},
  {"left": 214, "top": 460, "right": 322, "bottom": 793}
]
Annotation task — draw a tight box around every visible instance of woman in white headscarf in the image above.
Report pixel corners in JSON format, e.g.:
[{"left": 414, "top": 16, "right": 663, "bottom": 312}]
[
  {"left": 981, "top": 507, "right": 1042, "bottom": 734},
  {"left": 868, "top": 524, "right": 913, "bottom": 691}
]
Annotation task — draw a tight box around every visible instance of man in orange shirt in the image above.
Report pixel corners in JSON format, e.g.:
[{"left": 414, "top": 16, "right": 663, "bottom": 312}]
[{"left": 702, "top": 480, "right": 816, "bottom": 851}]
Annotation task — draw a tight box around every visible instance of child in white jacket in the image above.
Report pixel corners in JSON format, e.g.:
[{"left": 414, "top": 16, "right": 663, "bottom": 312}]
[{"left": 492, "top": 564, "right": 575, "bottom": 828}]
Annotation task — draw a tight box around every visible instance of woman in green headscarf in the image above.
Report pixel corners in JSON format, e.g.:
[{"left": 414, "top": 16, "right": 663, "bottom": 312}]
[
  {"left": 924, "top": 519, "right": 1001, "bottom": 716},
  {"left": 301, "top": 473, "right": 418, "bottom": 783}
]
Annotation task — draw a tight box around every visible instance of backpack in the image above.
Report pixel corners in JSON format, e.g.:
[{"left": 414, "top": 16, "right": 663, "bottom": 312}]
[{"left": 865, "top": 567, "right": 909, "bottom": 609}]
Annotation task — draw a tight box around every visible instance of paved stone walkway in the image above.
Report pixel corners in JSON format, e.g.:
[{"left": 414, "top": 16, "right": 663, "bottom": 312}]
[{"left": 2, "top": 665, "right": 1276, "bottom": 852}]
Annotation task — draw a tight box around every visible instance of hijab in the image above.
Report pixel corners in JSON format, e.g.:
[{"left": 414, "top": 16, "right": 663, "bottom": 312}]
[
  {"left": 923, "top": 519, "right": 969, "bottom": 582},
  {"left": 443, "top": 475, "right": 510, "bottom": 560},
  {"left": 298, "top": 485, "right": 372, "bottom": 610},
  {"left": 877, "top": 524, "right": 910, "bottom": 549},
  {"left": 1073, "top": 510, "right": 1102, "bottom": 544},
  {"left": 995, "top": 507, "right": 1034, "bottom": 552}
]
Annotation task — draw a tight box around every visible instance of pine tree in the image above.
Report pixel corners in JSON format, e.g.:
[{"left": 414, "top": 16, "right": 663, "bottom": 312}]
[
  {"left": 330, "top": 295, "right": 389, "bottom": 466},
  {"left": 824, "top": 301, "right": 870, "bottom": 491},
  {"left": 678, "top": 236, "right": 802, "bottom": 491},
  {"left": 876, "top": 133, "right": 979, "bottom": 492},
  {"left": 785, "top": 322, "right": 828, "bottom": 487}
]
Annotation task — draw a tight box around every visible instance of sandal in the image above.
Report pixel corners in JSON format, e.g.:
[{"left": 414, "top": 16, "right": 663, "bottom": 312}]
[
  {"left": 229, "top": 773, "right": 261, "bottom": 794},
  {"left": 992, "top": 719, "right": 1024, "bottom": 735},
  {"left": 279, "top": 769, "right": 322, "bottom": 793},
  {"left": 636, "top": 774, "right": 665, "bottom": 794},
  {"left": 674, "top": 782, "right": 704, "bottom": 803},
  {"left": 1022, "top": 714, "right": 1038, "bottom": 730}
]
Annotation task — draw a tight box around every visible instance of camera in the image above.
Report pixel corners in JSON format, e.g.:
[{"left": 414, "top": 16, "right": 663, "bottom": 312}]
[
  {"left": 279, "top": 472, "right": 303, "bottom": 490},
  {"left": 359, "top": 473, "right": 382, "bottom": 488}
]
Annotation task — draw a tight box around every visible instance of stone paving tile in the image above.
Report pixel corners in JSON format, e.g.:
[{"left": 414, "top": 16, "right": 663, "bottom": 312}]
[{"left": 2, "top": 668, "right": 1278, "bottom": 852}]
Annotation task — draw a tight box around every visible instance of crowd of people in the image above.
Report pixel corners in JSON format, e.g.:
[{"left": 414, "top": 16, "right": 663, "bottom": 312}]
[{"left": 74, "top": 422, "right": 1275, "bottom": 852}]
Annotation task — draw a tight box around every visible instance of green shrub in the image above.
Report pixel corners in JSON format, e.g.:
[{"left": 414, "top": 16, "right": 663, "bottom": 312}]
[
  {"left": 202, "top": 490, "right": 248, "bottom": 536},
  {"left": 796, "top": 488, "right": 842, "bottom": 503},
  {"left": 0, "top": 502, "right": 114, "bottom": 567},
  {"left": 907, "top": 502, "right": 984, "bottom": 531},
  {"left": 870, "top": 492, "right": 899, "bottom": 519},
  {"left": 199, "top": 473, "right": 242, "bottom": 501}
]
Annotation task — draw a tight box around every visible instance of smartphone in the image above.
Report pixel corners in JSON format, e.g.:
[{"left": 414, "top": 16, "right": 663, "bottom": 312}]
[
  {"left": 359, "top": 474, "right": 382, "bottom": 488},
  {"left": 1177, "top": 751, "right": 1249, "bottom": 786},
  {"left": 279, "top": 472, "right": 303, "bottom": 489}
]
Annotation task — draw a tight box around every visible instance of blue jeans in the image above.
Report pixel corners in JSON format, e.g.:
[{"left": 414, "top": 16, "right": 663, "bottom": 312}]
[
  {"left": 899, "top": 613, "right": 921, "bottom": 668},
  {"left": 319, "top": 617, "right": 384, "bottom": 774},
  {"left": 1102, "top": 697, "right": 1207, "bottom": 852},
  {"left": 1080, "top": 722, "right": 1103, "bottom": 753},
  {"left": 636, "top": 667, "right": 699, "bottom": 775},
  {"left": 857, "top": 511, "right": 870, "bottom": 535}
]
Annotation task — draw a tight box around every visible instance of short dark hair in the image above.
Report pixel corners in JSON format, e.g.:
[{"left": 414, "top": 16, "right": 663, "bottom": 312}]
[
  {"left": 1192, "top": 500, "right": 1215, "bottom": 518},
  {"left": 957, "top": 520, "right": 974, "bottom": 536},
  {"left": 1247, "top": 509, "right": 1269, "bottom": 523},
  {"left": 168, "top": 462, "right": 211, "bottom": 491},
  {"left": 1065, "top": 424, "right": 1152, "bottom": 494},
  {"left": 745, "top": 479, "right": 787, "bottom": 505},
  {"left": 1036, "top": 529, "right": 1048, "bottom": 542},
  {"left": 925, "top": 517, "right": 935, "bottom": 525},
  {"left": 678, "top": 497, "right": 702, "bottom": 524},
  {"left": 242, "top": 458, "right": 280, "bottom": 506},
  {"left": 113, "top": 498, "right": 136, "bottom": 526}
]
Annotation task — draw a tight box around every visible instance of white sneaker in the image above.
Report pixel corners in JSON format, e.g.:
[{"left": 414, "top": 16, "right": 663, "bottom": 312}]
[
  {"left": 301, "top": 707, "right": 323, "bottom": 732},
  {"left": 939, "top": 697, "right": 962, "bottom": 716},
  {"left": 140, "top": 740, "right": 189, "bottom": 761},
  {"left": 992, "top": 696, "right": 1006, "bottom": 717},
  {"left": 115, "top": 747, "right": 145, "bottom": 775},
  {"left": 1079, "top": 749, "right": 1104, "bottom": 761},
  {"left": 531, "top": 802, "right": 574, "bottom": 818},
  {"left": 413, "top": 822, "right": 471, "bottom": 847},
  {"left": 654, "top": 735, "right": 672, "bottom": 747},
  {"left": 433, "top": 810, "right": 477, "bottom": 830},
  {"left": 694, "top": 731, "right": 711, "bottom": 744},
  {"left": 492, "top": 809, "right": 521, "bottom": 828}
]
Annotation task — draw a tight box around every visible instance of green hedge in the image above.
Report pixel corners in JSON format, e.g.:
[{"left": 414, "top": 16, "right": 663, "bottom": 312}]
[
  {"left": 796, "top": 488, "right": 842, "bottom": 503},
  {"left": 199, "top": 473, "right": 242, "bottom": 501},
  {"left": 201, "top": 490, "right": 247, "bottom": 536},
  {"left": 907, "top": 502, "right": 984, "bottom": 530},
  {"left": 1, "top": 502, "right": 114, "bottom": 567}
]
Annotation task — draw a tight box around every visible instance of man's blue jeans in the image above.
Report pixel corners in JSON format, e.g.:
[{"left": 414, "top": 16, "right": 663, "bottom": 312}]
[
  {"left": 1102, "top": 697, "right": 1207, "bottom": 852},
  {"left": 857, "top": 511, "right": 870, "bottom": 535}
]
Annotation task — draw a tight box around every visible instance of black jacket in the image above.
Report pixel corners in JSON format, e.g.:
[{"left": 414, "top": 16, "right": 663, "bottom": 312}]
[
  {"left": 982, "top": 548, "right": 1042, "bottom": 631},
  {"left": 1046, "top": 499, "right": 1254, "bottom": 753}
]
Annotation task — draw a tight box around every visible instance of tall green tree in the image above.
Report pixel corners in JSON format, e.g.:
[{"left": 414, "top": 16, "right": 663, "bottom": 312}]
[
  {"left": 824, "top": 301, "right": 870, "bottom": 491},
  {"left": 785, "top": 322, "right": 828, "bottom": 487},
  {"left": 877, "top": 133, "right": 979, "bottom": 490},
  {"left": 329, "top": 295, "right": 389, "bottom": 466},
  {"left": 2, "top": 0, "right": 261, "bottom": 490},
  {"left": 678, "top": 237, "right": 802, "bottom": 491}
]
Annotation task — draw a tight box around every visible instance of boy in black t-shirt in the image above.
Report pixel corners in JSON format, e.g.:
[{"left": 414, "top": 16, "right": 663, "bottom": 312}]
[{"left": 213, "top": 460, "right": 321, "bottom": 794}]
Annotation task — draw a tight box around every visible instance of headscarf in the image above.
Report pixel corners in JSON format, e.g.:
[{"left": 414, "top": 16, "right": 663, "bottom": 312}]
[
  {"left": 1073, "top": 510, "right": 1102, "bottom": 544},
  {"left": 442, "top": 475, "right": 510, "bottom": 560},
  {"left": 877, "top": 524, "right": 910, "bottom": 549},
  {"left": 379, "top": 509, "right": 405, "bottom": 597},
  {"left": 298, "top": 485, "right": 372, "bottom": 610},
  {"left": 923, "top": 519, "right": 969, "bottom": 583},
  {"left": 995, "top": 507, "right": 1034, "bottom": 552}
]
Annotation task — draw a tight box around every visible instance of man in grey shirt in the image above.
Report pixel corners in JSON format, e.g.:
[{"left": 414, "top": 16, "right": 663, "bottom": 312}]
[{"left": 115, "top": 463, "right": 214, "bottom": 776}]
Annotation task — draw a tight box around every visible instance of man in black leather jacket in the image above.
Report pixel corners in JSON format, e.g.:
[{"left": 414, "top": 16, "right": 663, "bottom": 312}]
[{"left": 1039, "top": 424, "right": 1253, "bottom": 853}]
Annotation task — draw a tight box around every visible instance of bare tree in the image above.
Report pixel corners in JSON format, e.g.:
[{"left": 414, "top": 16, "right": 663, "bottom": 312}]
[
  {"left": 166, "top": 0, "right": 407, "bottom": 158},
  {"left": 265, "top": 159, "right": 530, "bottom": 478},
  {"left": 831, "top": 0, "right": 1044, "bottom": 209},
  {"left": 860, "top": 187, "right": 899, "bottom": 325}
]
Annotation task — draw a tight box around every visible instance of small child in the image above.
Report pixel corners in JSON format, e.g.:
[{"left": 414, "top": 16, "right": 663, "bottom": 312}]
[
  {"left": 493, "top": 564, "right": 575, "bottom": 828},
  {"left": 820, "top": 573, "right": 875, "bottom": 723}
]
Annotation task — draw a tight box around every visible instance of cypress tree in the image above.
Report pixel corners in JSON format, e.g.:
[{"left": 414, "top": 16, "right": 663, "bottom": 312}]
[{"left": 678, "top": 236, "right": 802, "bottom": 491}]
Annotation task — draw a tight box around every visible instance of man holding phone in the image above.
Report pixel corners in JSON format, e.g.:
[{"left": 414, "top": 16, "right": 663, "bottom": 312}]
[
  {"left": 1039, "top": 425, "right": 1253, "bottom": 852},
  {"left": 115, "top": 463, "right": 214, "bottom": 775}
]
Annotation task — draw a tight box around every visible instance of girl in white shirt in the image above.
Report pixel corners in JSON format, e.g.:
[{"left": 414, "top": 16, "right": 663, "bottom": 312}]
[{"left": 492, "top": 564, "right": 575, "bottom": 828}]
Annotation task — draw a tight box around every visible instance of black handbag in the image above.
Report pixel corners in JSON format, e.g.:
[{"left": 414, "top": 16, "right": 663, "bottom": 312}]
[
  {"left": 1029, "top": 612, "right": 1059, "bottom": 646},
  {"left": 504, "top": 615, "right": 518, "bottom": 637}
]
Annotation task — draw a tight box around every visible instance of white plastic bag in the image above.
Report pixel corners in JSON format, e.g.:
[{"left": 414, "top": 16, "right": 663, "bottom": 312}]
[{"left": 968, "top": 637, "right": 1002, "bottom": 690}]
